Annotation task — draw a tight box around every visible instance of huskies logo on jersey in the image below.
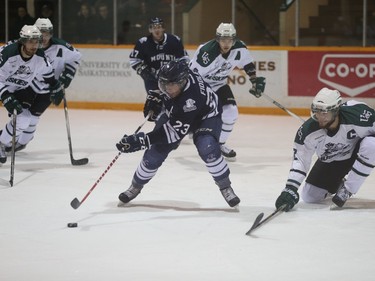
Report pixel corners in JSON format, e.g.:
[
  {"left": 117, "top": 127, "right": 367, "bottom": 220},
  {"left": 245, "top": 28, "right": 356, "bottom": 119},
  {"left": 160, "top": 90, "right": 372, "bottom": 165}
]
[
  {"left": 205, "top": 61, "right": 232, "bottom": 81},
  {"left": 320, "top": 142, "right": 350, "bottom": 161},
  {"left": 14, "top": 65, "right": 32, "bottom": 78},
  {"left": 217, "top": 61, "right": 232, "bottom": 72},
  {"left": 5, "top": 65, "right": 32, "bottom": 86},
  {"left": 183, "top": 99, "right": 197, "bottom": 112}
]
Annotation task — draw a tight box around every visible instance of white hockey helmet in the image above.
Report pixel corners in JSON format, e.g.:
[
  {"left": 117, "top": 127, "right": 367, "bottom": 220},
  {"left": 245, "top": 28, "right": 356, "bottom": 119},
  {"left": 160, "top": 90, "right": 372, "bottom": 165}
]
[
  {"left": 311, "top": 87, "right": 342, "bottom": 119},
  {"left": 35, "top": 18, "right": 53, "bottom": 34},
  {"left": 216, "top": 23, "right": 236, "bottom": 40},
  {"left": 19, "top": 25, "right": 42, "bottom": 45}
]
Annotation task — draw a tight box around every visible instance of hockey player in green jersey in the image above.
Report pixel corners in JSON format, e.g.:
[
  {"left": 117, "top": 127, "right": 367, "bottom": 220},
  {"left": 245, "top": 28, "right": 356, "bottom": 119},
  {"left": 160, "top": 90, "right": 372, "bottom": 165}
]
[
  {"left": 275, "top": 87, "right": 375, "bottom": 210},
  {"left": 190, "top": 23, "right": 265, "bottom": 161},
  {"left": 0, "top": 25, "right": 64, "bottom": 163},
  {"left": 10, "top": 18, "right": 82, "bottom": 152}
]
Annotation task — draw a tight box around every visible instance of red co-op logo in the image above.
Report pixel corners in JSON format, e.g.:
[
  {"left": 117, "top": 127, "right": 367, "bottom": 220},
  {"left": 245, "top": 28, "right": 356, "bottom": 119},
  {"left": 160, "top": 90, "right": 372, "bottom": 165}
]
[{"left": 318, "top": 54, "right": 375, "bottom": 97}]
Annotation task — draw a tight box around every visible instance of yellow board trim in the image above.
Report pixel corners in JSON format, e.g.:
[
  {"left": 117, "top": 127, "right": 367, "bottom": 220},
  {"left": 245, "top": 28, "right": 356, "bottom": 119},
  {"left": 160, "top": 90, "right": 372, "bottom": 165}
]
[{"left": 59, "top": 101, "right": 310, "bottom": 118}]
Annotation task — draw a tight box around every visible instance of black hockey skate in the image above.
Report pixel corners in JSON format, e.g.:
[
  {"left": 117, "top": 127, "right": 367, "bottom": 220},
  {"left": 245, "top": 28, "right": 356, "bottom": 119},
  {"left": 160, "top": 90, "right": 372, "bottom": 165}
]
[
  {"left": 0, "top": 143, "right": 6, "bottom": 163},
  {"left": 220, "top": 186, "right": 240, "bottom": 207},
  {"left": 332, "top": 183, "right": 352, "bottom": 207},
  {"left": 118, "top": 184, "right": 143, "bottom": 204},
  {"left": 5, "top": 143, "right": 26, "bottom": 153}
]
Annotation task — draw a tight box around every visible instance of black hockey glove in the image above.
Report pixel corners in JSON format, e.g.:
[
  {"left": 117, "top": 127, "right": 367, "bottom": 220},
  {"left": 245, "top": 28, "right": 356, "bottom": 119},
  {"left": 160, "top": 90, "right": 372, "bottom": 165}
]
[
  {"left": 275, "top": 185, "right": 299, "bottom": 211},
  {"left": 1, "top": 92, "right": 23, "bottom": 114},
  {"left": 116, "top": 132, "right": 150, "bottom": 153},
  {"left": 249, "top": 77, "right": 266, "bottom": 98},
  {"left": 144, "top": 91, "right": 162, "bottom": 121},
  {"left": 50, "top": 81, "right": 65, "bottom": 106},
  {"left": 59, "top": 68, "right": 75, "bottom": 89},
  {"left": 136, "top": 64, "right": 157, "bottom": 82}
]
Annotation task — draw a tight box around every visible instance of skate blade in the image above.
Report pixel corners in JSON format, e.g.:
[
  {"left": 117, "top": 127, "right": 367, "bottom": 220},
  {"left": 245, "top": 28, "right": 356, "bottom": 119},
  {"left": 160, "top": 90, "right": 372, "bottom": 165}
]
[{"left": 117, "top": 201, "right": 127, "bottom": 207}]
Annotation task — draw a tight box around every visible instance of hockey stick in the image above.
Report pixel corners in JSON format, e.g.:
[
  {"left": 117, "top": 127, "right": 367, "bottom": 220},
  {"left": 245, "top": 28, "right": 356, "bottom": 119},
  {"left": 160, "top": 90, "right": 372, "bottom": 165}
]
[
  {"left": 261, "top": 93, "right": 305, "bottom": 123},
  {"left": 70, "top": 112, "right": 152, "bottom": 209},
  {"left": 63, "top": 95, "right": 89, "bottom": 166},
  {"left": 245, "top": 204, "right": 286, "bottom": 235},
  {"left": 9, "top": 109, "right": 17, "bottom": 187}
]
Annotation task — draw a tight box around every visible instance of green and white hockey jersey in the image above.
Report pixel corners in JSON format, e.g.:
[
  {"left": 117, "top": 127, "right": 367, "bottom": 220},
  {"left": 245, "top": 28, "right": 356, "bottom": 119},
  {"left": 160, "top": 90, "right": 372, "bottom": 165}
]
[
  {"left": 0, "top": 42, "right": 54, "bottom": 97},
  {"left": 33, "top": 38, "right": 81, "bottom": 93},
  {"left": 287, "top": 100, "right": 375, "bottom": 189},
  {"left": 43, "top": 37, "right": 81, "bottom": 79},
  {"left": 189, "top": 39, "right": 255, "bottom": 91}
]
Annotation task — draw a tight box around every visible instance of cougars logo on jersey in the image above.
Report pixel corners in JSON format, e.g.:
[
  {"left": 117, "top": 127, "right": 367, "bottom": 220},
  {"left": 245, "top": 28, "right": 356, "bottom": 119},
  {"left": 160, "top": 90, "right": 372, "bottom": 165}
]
[{"left": 183, "top": 99, "right": 197, "bottom": 112}]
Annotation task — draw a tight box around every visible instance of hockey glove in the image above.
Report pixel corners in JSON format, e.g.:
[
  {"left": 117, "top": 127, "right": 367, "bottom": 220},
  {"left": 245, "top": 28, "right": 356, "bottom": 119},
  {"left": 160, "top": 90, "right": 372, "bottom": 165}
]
[
  {"left": 144, "top": 91, "right": 163, "bottom": 121},
  {"left": 59, "top": 68, "right": 75, "bottom": 89},
  {"left": 249, "top": 77, "right": 266, "bottom": 98},
  {"left": 1, "top": 92, "right": 23, "bottom": 114},
  {"left": 136, "top": 64, "right": 157, "bottom": 83},
  {"left": 275, "top": 185, "right": 299, "bottom": 211},
  {"left": 116, "top": 132, "right": 150, "bottom": 153},
  {"left": 50, "top": 81, "right": 65, "bottom": 106}
]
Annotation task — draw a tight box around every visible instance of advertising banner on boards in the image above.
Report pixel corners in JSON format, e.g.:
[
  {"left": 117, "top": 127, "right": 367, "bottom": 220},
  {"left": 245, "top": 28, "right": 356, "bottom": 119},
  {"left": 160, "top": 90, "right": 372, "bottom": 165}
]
[{"left": 288, "top": 51, "right": 375, "bottom": 98}]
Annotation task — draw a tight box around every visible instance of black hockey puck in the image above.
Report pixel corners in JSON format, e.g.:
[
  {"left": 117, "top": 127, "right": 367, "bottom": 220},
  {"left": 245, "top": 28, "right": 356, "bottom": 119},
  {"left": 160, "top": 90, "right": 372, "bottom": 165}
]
[{"left": 67, "top": 222, "right": 78, "bottom": 228}]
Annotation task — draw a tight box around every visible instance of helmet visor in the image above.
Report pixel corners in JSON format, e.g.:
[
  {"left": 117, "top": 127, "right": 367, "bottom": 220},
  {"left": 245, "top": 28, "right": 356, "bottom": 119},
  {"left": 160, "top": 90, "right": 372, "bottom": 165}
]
[{"left": 158, "top": 79, "right": 185, "bottom": 98}]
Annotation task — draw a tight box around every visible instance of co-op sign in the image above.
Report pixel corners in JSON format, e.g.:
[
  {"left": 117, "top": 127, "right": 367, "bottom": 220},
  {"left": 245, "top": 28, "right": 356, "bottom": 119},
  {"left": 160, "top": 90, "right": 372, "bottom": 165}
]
[{"left": 318, "top": 54, "right": 375, "bottom": 97}]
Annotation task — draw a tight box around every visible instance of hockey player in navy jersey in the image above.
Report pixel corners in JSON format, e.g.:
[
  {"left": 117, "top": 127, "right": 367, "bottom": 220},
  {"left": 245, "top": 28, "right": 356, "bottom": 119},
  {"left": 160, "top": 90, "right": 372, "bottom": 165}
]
[
  {"left": 275, "top": 88, "right": 375, "bottom": 210},
  {"left": 190, "top": 23, "right": 266, "bottom": 161},
  {"left": 9, "top": 18, "right": 82, "bottom": 152},
  {"left": 129, "top": 17, "right": 187, "bottom": 122},
  {"left": 0, "top": 25, "right": 63, "bottom": 163},
  {"left": 116, "top": 59, "right": 240, "bottom": 208}
]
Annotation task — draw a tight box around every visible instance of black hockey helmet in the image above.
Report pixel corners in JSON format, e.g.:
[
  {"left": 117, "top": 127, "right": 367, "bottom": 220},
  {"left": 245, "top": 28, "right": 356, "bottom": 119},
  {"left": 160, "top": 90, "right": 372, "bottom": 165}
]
[
  {"left": 158, "top": 58, "right": 189, "bottom": 95},
  {"left": 149, "top": 17, "right": 164, "bottom": 28}
]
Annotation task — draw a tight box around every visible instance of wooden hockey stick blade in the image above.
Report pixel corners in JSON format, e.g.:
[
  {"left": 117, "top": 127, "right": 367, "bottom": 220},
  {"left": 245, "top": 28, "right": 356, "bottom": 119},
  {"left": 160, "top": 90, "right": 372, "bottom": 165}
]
[
  {"left": 70, "top": 198, "right": 81, "bottom": 209},
  {"left": 245, "top": 212, "right": 264, "bottom": 235}
]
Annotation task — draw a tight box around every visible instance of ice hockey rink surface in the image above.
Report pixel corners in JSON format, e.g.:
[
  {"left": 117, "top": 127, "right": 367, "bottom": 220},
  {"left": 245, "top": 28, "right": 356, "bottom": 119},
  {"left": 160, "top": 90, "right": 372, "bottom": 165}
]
[{"left": 0, "top": 108, "right": 374, "bottom": 281}]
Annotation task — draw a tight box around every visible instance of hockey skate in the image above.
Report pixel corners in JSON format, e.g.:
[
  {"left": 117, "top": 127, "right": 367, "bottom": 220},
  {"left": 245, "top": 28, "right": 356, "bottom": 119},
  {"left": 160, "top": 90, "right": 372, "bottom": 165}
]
[
  {"left": 5, "top": 143, "right": 26, "bottom": 153},
  {"left": 118, "top": 184, "right": 143, "bottom": 204},
  {"left": 220, "top": 186, "right": 240, "bottom": 207},
  {"left": 332, "top": 183, "right": 352, "bottom": 207},
  {"left": 0, "top": 143, "right": 6, "bottom": 163},
  {"left": 220, "top": 144, "right": 236, "bottom": 161}
]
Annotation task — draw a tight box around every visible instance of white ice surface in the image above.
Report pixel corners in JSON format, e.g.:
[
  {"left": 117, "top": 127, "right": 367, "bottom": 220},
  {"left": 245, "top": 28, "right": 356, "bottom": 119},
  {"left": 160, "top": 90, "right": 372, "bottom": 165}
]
[{"left": 0, "top": 108, "right": 374, "bottom": 281}]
